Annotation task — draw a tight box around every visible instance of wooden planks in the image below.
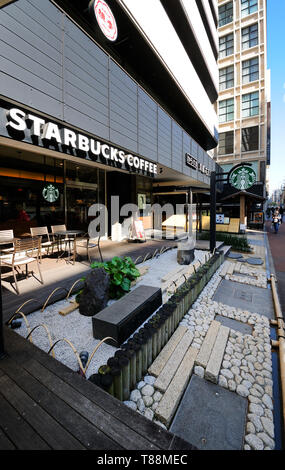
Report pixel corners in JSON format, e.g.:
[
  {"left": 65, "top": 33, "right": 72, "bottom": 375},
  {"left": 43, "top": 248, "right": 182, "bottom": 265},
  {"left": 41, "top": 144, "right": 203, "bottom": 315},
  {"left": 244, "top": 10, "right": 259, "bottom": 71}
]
[{"left": 0, "top": 327, "right": 195, "bottom": 451}]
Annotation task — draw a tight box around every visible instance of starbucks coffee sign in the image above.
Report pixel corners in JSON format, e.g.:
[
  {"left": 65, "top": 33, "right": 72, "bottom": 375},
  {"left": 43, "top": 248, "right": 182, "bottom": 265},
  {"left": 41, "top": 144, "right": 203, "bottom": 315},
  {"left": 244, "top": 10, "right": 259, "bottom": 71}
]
[
  {"left": 228, "top": 164, "right": 256, "bottom": 191},
  {"left": 5, "top": 107, "right": 157, "bottom": 176}
]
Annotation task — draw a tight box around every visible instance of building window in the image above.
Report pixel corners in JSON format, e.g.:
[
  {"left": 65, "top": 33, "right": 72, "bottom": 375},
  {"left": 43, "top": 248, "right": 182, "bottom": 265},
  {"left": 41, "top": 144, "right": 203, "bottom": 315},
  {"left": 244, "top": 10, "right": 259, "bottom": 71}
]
[
  {"left": 242, "top": 57, "right": 259, "bottom": 84},
  {"left": 241, "top": 126, "right": 259, "bottom": 151},
  {"left": 219, "top": 98, "right": 234, "bottom": 123},
  {"left": 219, "top": 33, "right": 234, "bottom": 58},
  {"left": 218, "top": 131, "right": 234, "bottom": 154},
  {"left": 241, "top": 0, "right": 258, "bottom": 17},
  {"left": 242, "top": 92, "right": 259, "bottom": 118},
  {"left": 219, "top": 66, "right": 234, "bottom": 90},
  {"left": 218, "top": 2, "right": 233, "bottom": 27},
  {"left": 242, "top": 23, "right": 258, "bottom": 50}
]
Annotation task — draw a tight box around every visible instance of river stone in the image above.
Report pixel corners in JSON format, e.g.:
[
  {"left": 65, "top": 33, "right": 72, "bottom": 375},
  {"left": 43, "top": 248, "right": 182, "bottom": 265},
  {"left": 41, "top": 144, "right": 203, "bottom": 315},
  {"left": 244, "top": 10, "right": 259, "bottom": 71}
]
[
  {"left": 245, "top": 434, "right": 264, "bottom": 450},
  {"left": 261, "top": 417, "right": 274, "bottom": 438},
  {"left": 130, "top": 389, "right": 141, "bottom": 402},
  {"left": 137, "top": 398, "right": 145, "bottom": 412},
  {"left": 124, "top": 401, "right": 137, "bottom": 411},
  {"left": 236, "top": 385, "right": 249, "bottom": 397},
  {"left": 79, "top": 268, "right": 110, "bottom": 316},
  {"left": 141, "top": 384, "right": 154, "bottom": 396}
]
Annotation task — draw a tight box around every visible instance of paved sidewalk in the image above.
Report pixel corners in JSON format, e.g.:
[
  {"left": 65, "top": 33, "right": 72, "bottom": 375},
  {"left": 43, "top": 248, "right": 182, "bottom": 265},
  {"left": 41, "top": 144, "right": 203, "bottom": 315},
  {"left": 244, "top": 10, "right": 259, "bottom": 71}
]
[
  {"left": 125, "top": 229, "right": 284, "bottom": 450},
  {"left": 266, "top": 219, "right": 285, "bottom": 316}
]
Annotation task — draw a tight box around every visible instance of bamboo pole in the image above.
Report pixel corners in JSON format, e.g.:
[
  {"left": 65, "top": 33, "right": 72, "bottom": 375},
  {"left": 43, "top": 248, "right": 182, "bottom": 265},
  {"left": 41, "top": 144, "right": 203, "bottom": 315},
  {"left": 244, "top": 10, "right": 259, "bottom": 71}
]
[{"left": 270, "top": 274, "right": 285, "bottom": 434}]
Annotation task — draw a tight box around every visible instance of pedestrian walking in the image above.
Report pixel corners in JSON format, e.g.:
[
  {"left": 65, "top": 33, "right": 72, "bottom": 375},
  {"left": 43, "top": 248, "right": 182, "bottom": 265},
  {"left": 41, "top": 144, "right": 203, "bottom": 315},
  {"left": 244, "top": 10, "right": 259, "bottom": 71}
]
[
  {"left": 272, "top": 210, "right": 281, "bottom": 234},
  {"left": 279, "top": 206, "right": 284, "bottom": 223}
]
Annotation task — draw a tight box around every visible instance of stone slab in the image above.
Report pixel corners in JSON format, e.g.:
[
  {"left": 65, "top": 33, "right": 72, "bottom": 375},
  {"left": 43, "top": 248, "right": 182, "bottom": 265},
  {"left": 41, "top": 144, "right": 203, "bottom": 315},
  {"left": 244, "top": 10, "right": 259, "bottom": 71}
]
[
  {"left": 195, "top": 320, "right": 221, "bottom": 369},
  {"left": 170, "top": 375, "right": 247, "bottom": 450},
  {"left": 227, "top": 253, "right": 244, "bottom": 259},
  {"left": 215, "top": 314, "right": 252, "bottom": 335},
  {"left": 205, "top": 325, "right": 230, "bottom": 383},
  {"left": 246, "top": 257, "right": 264, "bottom": 266},
  {"left": 213, "top": 279, "right": 275, "bottom": 319},
  {"left": 154, "top": 331, "right": 194, "bottom": 392},
  {"left": 92, "top": 285, "right": 162, "bottom": 346},
  {"left": 155, "top": 347, "right": 198, "bottom": 426},
  {"left": 148, "top": 325, "right": 188, "bottom": 377}
]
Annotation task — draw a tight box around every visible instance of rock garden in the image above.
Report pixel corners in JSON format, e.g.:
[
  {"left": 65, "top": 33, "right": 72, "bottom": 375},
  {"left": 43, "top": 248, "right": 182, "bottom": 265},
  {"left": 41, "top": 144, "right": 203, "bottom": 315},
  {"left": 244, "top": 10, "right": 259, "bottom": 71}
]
[{"left": 9, "top": 239, "right": 276, "bottom": 450}]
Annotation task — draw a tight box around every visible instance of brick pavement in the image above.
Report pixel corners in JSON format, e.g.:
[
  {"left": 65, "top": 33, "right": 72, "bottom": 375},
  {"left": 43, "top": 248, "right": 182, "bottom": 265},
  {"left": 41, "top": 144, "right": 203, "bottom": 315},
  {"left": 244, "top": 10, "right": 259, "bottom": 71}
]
[{"left": 265, "top": 219, "right": 285, "bottom": 316}]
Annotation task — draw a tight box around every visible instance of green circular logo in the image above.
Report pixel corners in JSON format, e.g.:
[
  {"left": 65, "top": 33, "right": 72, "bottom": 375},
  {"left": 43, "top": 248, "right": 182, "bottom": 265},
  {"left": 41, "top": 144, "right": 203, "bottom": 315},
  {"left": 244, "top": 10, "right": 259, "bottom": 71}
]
[
  {"left": 42, "top": 184, "right": 59, "bottom": 203},
  {"left": 229, "top": 165, "right": 256, "bottom": 190}
]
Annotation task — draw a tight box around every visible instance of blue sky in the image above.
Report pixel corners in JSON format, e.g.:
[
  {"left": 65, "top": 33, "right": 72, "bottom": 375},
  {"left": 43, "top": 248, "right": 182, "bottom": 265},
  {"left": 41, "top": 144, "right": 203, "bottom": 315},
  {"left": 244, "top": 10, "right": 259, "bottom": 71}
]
[{"left": 267, "top": 0, "right": 285, "bottom": 194}]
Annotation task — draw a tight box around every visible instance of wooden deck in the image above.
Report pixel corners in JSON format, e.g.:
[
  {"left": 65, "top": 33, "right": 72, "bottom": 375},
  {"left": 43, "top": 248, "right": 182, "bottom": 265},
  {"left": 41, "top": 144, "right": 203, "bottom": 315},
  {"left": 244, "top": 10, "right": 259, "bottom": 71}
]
[
  {"left": 1, "top": 238, "right": 177, "bottom": 321},
  {"left": 0, "top": 327, "right": 195, "bottom": 450},
  {"left": 0, "top": 237, "right": 198, "bottom": 451}
]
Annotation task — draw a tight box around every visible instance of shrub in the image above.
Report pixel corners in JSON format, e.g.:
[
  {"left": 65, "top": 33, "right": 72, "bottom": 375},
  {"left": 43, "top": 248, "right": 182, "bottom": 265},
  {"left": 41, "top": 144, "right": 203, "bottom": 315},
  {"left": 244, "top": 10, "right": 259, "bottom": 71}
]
[
  {"left": 197, "top": 232, "right": 251, "bottom": 252},
  {"left": 90, "top": 256, "right": 140, "bottom": 299}
]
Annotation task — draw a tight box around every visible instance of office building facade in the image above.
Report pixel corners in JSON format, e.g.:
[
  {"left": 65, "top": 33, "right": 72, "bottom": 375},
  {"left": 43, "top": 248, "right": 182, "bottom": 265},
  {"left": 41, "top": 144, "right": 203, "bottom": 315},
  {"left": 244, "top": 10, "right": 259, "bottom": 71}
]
[
  {"left": 215, "top": 0, "right": 270, "bottom": 229},
  {"left": 0, "top": 0, "right": 219, "bottom": 237}
]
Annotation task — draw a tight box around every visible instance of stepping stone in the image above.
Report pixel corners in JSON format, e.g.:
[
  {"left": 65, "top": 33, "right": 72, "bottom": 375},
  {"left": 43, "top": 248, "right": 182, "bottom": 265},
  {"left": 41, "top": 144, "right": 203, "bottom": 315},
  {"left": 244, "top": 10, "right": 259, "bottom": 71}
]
[
  {"left": 213, "top": 280, "right": 274, "bottom": 319},
  {"left": 154, "top": 330, "right": 194, "bottom": 392},
  {"left": 205, "top": 325, "right": 230, "bottom": 383},
  {"left": 155, "top": 347, "right": 198, "bottom": 426},
  {"left": 246, "top": 257, "right": 263, "bottom": 266},
  {"left": 227, "top": 253, "right": 243, "bottom": 259},
  {"left": 148, "top": 325, "right": 188, "bottom": 377},
  {"left": 170, "top": 375, "right": 248, "bottom": 450},
  {"left": 215, "top": 314, "right": 252, "bottom": 336},
  {"left": 195, "top": 320, "right": 221, "bottom": 369}
]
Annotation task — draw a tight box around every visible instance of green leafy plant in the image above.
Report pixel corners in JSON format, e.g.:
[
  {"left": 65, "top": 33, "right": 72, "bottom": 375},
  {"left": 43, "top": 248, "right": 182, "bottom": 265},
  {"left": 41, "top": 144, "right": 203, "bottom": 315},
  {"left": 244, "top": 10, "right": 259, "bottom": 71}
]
[{"left": 90, "top": 256, "right": 140, "bottom": 299}]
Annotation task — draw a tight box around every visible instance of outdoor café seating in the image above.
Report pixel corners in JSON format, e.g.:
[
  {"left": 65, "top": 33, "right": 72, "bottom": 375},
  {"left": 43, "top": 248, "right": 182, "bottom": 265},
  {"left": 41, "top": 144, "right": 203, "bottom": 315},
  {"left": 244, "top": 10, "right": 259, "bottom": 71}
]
[
  {"left": 1, "top": 236, "right": 43, "bottom": 294},
  {"left": 76, "top": 234, "right": 103, "bottom": 263},
  {"left": 0, "top": 229, "right": 15, "bottom": 260},
  {"left": 30, "top": 226, "right": 56, "bottom": 261}
]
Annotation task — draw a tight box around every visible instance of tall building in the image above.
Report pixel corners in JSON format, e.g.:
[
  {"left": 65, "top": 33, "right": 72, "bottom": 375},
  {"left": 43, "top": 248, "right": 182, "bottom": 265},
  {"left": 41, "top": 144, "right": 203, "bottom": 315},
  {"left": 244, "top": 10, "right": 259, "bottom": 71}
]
[
  {"left": 215, "top": 0, "right": 270, "bottom": 230},
  {"left": 0, "top": 0, "right": 219, "bottom": 238}
]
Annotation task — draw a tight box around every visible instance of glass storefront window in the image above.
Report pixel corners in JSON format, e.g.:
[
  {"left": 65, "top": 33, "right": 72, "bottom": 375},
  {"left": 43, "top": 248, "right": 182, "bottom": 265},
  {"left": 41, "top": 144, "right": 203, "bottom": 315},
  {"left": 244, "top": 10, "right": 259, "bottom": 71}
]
[
  {"left": 0, "top": 149, "right": 106, "bottom": 236},
  {"left": 0, "top": 151, "right": 64, "bottom": 236}
]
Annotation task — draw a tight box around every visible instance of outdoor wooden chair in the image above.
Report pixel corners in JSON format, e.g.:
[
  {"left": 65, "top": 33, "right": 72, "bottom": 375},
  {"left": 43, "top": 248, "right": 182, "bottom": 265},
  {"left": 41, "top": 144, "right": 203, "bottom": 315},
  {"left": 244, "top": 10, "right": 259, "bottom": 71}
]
[
  {"left": 1, "top": 237, "right": 43, "bottom": 295},
  {"left": 0, "top": 229, "right": 15, "bottom": 260},
  {"left": 30, "top": 226, "right": 55, "bottom": 261},
  {"left": 51, "top": 224, "right": 69, "bottom": 252}
]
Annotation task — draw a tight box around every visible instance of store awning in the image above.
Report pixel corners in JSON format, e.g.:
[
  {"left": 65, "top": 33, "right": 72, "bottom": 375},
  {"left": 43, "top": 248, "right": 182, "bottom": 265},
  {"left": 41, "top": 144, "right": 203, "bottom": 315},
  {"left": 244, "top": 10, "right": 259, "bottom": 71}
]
[{"left": 219, "top": 190, "right": 266, "bottom": 202}]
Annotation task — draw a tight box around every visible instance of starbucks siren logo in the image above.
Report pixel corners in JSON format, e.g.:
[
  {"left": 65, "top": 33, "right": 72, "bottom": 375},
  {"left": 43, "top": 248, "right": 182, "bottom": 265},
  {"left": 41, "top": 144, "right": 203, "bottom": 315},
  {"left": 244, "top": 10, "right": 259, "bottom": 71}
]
[
  {"left": 42, "top": 184, "right": 59, "bottom": 203},
  {"left": 229, "top": 165, "right": 256, "bottom": 191}
]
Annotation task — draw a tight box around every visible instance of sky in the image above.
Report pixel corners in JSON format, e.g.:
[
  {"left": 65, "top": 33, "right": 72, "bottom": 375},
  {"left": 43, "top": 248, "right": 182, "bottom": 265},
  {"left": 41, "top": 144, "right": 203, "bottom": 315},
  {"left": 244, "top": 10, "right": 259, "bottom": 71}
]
[{"left": 267, "top": 0, "right": 285, "bottom": 194}]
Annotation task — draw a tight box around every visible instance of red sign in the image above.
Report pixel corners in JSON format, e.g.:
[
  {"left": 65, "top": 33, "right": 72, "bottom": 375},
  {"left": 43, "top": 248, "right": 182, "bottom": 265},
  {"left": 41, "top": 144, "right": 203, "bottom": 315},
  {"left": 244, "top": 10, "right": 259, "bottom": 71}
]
[{"left": 93, "top": 0, "right": 118, "bottom": 42}]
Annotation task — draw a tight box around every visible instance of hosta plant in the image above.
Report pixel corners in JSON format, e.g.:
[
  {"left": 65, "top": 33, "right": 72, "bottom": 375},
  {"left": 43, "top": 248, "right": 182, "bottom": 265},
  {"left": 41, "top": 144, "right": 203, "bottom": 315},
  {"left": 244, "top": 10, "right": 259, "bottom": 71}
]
[{"left": 90, "top": 256, "right": 140, "bottom": 299}]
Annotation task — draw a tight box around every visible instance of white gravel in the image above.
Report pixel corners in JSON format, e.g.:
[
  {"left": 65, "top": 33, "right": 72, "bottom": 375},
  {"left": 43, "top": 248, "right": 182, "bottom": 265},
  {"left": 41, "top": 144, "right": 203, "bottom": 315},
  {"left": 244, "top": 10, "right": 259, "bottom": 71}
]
[{"left": 14, "top": 248, "right": 206, "bottom": 378}]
